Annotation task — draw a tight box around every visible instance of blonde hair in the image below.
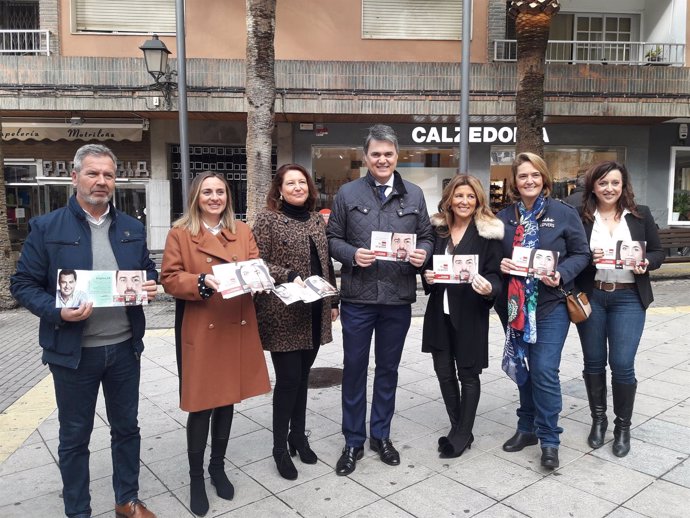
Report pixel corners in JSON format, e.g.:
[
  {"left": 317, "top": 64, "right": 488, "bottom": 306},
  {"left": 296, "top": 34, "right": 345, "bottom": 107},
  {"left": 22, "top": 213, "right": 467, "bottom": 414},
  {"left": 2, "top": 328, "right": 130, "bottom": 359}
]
[
  {"left": 172, "top": 172, "right": 237, "bottom": 235},
  {"left": 508, "top": 152, "right": 553, "bottom": 202},
  {"left": 431, "top": 174, "right": 497, "bottom": 237}
]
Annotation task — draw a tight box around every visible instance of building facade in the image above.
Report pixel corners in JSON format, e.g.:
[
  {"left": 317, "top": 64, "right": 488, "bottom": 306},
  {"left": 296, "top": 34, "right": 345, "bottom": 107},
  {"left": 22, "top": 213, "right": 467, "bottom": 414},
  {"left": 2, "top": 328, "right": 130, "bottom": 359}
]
[{"left": 2, "top": 0, "right": 690, "bottom": 253}]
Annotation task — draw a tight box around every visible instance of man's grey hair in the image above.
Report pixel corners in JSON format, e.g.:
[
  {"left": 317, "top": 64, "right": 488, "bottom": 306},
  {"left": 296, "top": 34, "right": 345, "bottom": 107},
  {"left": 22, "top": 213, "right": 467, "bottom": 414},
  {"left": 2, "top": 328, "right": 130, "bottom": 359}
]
[
  {"left": 364, "top": 124, "right": 399, "bottom": 154},
  {"left": 72, "top": 144, "right": 117, "bottom": 173}
]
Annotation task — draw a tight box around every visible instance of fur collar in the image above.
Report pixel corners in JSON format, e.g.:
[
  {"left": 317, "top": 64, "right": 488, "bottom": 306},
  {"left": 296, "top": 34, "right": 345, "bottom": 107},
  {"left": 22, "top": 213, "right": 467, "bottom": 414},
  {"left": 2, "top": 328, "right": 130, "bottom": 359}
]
[{"left": 430, "top": 213, "right": 504, "bottom": 240}]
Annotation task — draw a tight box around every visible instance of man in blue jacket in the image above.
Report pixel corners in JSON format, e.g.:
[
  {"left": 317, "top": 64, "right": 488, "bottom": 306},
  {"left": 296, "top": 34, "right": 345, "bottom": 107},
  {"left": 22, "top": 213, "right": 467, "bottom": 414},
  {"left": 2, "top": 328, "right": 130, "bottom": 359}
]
[
  {"left": 11, "top": 144, "right": 158, "bottom": 518},
  {"left": 327, "top": 125, "right": 433, "bottom": 475}
]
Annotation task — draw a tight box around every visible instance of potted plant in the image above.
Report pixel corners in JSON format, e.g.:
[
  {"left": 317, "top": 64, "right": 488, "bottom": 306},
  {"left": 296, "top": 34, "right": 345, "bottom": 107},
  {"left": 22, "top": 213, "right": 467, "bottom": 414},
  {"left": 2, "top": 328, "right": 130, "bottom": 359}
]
[
  {"left": 673, "top": 190, "right": 690, "bottom": 221},
  {"left": 645, "top": 46, "right": 664, "bottom": 62}
]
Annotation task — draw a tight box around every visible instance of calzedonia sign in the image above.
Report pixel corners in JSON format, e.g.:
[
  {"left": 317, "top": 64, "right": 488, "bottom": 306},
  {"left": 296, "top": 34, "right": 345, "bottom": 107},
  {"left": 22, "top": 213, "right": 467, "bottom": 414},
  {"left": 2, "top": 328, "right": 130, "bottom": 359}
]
[{"left": 412, "top": 126, "right": 550, "bottom": 144}]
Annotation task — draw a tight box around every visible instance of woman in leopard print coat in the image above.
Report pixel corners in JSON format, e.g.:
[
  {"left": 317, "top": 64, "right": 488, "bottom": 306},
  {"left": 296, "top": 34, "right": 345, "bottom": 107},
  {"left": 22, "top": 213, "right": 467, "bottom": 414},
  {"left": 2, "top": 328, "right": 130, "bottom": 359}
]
[{"left": 252, "top": 163, "right": 339, "bottom": 481}]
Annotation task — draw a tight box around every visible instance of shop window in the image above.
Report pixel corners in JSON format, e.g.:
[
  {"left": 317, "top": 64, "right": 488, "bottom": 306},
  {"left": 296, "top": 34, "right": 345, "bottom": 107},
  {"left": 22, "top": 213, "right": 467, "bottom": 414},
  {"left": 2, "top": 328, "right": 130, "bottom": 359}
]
[
  {"left": 489, "top": 146, "right": 625, "bottom": 212},
  {"left": 670, "top": 148, "right": 690, "bottom": 224},
  {"left": 312, "top": 145, "right": 458, "bottom": 216},
  {"left": 169, "top": 144, "right": 277, "bottom": 222},
  {"left": 72, "top": 0, "right": 175, "bottom": 34},
  {"left": 362, "top": 0, "right": 463, "bottom": 40}
]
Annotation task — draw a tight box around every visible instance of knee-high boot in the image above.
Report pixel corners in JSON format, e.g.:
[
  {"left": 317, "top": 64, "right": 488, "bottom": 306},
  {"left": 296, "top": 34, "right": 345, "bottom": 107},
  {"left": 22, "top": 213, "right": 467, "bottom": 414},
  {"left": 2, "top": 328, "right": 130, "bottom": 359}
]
[
  {"left": 441, "top": 375, "right": 480, "bottom": 458},
  {"left": 436, "top": 375, "right": 461, "bottom": 449},
  {"left": 583, "top": 372, "right": 608, "bottom": 449},
  {"left": 612, "top": 381, "right": 637, "bottom": 458},
  {"left": 187, "top": 410, "right": 211, "bottom": 516},
  {"left": 208, "top": 405, "right": 235, "bottom": 500}
]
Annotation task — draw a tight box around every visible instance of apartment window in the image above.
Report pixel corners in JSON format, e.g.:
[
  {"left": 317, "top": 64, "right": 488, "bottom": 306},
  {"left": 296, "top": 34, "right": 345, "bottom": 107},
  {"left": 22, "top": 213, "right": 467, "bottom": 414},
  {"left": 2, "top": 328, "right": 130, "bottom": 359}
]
[
  {"left": 670, "top": 148, "right": 690, "bottom": 225},
  {"left": 72, "top": 0, "right": 175, "bottom": 34},
  {"left": 362, "top": 0, "right": 463, "bottom": 40}
]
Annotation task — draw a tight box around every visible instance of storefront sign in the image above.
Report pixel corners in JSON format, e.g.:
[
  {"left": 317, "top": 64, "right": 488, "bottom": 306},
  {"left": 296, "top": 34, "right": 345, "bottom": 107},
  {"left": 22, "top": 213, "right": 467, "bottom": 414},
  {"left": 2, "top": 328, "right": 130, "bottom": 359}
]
[
  {"left": 2, "top": 122, "right": 144, "bottom": 142},
  {"left": 412, "top": 126, "right": 550, "bottom": 144}
]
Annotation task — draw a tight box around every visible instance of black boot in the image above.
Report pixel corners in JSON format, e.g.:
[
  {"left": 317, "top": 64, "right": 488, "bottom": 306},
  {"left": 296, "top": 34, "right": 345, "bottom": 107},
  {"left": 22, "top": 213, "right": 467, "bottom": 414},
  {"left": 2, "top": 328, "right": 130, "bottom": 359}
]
[
  {"left": 612, "top": 381, "right": 636, "bottom": 458},
  {"left": 434, "top": 357, "right": 461, "bottom": 451},
  {"left": 187, "top": 410, "right": 211, "bottom": 517},
  {"left": 208, "top": 405, "right": 235, "bottom": 500},
  {"left": 273, "top": 446, "right": 298, "bottom": 480},
  {"left": 288, "top": 431, "right": 318, "bottom": 464},
  {"left": 440, "top": 375, "right": 479, "bottom": 458},
  {"left": 583, "top": 372, "right": 608, "bottom": 449}
]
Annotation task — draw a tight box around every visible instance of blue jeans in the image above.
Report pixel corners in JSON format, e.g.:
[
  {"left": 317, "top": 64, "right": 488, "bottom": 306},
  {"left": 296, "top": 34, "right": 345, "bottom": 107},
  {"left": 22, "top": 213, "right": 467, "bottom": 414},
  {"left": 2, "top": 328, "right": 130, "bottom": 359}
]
[
  {"left": 340, "top": 302, "right": 411, "bottom": 447},
  {"left": 49, "top": 340, "right": 141, "bottom": 518},
  {"left": 576, "top": 288, "right": 645, "bottom": 384},
  {"left": 516, "top": 303, "right": 569, "bottom": 448}
]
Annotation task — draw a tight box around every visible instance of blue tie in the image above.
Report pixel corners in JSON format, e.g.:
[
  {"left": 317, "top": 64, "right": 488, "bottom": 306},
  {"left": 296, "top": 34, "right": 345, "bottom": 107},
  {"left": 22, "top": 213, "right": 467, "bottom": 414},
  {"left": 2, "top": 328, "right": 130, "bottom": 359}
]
[{"left": 377, "top": 185, "right": 387, "bottom": 202}]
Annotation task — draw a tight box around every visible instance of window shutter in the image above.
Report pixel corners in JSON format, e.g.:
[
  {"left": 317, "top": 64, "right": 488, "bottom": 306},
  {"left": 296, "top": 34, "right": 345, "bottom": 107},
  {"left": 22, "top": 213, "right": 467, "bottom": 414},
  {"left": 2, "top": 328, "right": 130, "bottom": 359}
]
[
  {"left": 74, "top": 0, "right": 176, "bottom": 33},
  {"left": 362, "top": 0, "right": 463, "bottom": 40}
]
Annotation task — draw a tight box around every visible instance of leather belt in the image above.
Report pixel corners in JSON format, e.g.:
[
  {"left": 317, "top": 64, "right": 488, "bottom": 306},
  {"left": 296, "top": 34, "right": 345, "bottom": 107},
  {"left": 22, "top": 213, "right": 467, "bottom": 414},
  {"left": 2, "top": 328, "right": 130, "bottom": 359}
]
[{"left": 594, "top": 281, "right": 636, "bottom": 292}]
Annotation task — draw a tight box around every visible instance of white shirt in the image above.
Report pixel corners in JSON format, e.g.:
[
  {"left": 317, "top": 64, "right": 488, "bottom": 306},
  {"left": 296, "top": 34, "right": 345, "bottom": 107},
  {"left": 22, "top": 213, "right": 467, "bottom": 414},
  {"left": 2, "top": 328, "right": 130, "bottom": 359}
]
[
  {"left": 591, "top": 208, "right": 635, "bottom": 283},
  {"left": 375, "top": 176, "right": 395, "bottom": 199},
  {"left": 83, "top": 204, "right": 110, "bottom": 226},
  {"left": 203, "top": 221, "right": 223, "bottom": 235}
]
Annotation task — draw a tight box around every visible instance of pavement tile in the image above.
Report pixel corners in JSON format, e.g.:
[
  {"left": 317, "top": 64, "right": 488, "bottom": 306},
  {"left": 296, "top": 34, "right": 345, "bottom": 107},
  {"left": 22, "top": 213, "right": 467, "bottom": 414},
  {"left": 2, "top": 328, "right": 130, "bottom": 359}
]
[
  {"left": 387, "top": 473, "right": 496, "bottom": 518},
  {"left": 444, "top": 451, "right": 543, "bottom": 500},
  {"left": 474, "top": 503, "right": 530, "bottom": 517},
  {"left": 502, "top": 476, "right": 617, "bottom": 518},
  {"left": 554, "top": 453, "right": 654, "bottom": 504},
  {"left": 0, "top": 490, "right": 66, "bottom": 518},
  {"left": 0, "top": 461, "right": 64, "bottom": 505},
  {"left": 278, "top": 474, "right": 379, "bottom": 518},
  {"left": 0, "top": 440, "right": 54, "bottom": 476},
  {"left": 624, "top": 479, "right": 689, "bottom": 518},
  {"left": 220, "top": 495, "right": 303, "bottom": 517},
  {"left": 591, "top": 438, "right": 687, "bottom": 477},
  {"left": 343, "top": 498, "right": 415, "bottom": 517},
  {"left": 661, "top": 458, "right": 690, "bottom": 488},
  {"left": 632, "top": 418, "right": 690, "bottom": 454}
]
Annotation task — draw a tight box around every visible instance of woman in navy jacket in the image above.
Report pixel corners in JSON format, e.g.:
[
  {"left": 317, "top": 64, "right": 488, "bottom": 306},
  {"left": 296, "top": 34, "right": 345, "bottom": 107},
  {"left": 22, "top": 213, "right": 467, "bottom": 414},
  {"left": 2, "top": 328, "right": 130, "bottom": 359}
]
[
  {"left": 495, "top": 152, "right": 589, "bottom": 469},
  {"left": 574, "top": 161, "right": 665, "bottom": 458}
]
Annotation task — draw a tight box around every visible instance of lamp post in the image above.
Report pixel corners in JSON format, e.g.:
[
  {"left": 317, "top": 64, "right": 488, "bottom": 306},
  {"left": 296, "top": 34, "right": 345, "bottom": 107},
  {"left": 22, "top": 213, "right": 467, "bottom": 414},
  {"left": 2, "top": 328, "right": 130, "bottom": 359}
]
[
  {"left": 139, "top": 34, "right": 176, "bottom": 110},
  {"left": 140, "top": 25, "right": 190, "bottom": 211}
]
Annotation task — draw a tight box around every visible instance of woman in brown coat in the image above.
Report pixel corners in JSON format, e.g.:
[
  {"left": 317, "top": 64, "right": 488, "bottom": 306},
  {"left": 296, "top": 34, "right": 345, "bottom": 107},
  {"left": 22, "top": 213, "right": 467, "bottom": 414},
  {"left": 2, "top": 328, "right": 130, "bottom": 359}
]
[
  {"left": 252, "top": 163, "right": 339, "bottom": 480},
  {"left": 161, "top": 172, "right": 270, "bottom": 516}
]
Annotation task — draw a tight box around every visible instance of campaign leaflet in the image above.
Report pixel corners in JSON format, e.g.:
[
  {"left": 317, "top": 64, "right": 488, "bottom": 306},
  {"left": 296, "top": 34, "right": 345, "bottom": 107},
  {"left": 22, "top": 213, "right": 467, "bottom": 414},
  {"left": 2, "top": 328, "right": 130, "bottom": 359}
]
[
  {"left": 371, "top": 231, "right": 416, "bottom": 262},
  {"left": 213, "top": 259, "right": 274, "bottom": 299},
  {"left": 594, "top": 240, "right": 646, "bottom": 270},
  {"left": 272, "top": 275, "right": 339, "bottom": 305},
  {"left": 431, "top": 255, "right": 478, "bottom": 284},
  {"left": 509, "top": 246, "right": 559, "bottom": 280},
  {"left": 55, "top": 269, "right": 148, "bottom": 308}
]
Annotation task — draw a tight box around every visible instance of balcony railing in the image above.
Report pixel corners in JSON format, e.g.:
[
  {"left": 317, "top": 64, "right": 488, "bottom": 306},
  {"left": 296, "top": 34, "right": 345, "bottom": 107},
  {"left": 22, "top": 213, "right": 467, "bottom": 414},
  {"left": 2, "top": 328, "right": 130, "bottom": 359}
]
[
  {"left": 494, "top": 40, "right": 685, "bottom": 66},
  {"left": 0, "top": 30, "right": 50, "bottom": 56}
]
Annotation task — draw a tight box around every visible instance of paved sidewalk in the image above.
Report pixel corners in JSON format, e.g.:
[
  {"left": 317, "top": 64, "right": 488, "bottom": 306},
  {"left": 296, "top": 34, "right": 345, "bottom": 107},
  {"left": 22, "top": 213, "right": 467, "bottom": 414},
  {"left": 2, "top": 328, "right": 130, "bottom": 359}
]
[{"left": 1, "top": 296, "right": 689, "bottom": 517}]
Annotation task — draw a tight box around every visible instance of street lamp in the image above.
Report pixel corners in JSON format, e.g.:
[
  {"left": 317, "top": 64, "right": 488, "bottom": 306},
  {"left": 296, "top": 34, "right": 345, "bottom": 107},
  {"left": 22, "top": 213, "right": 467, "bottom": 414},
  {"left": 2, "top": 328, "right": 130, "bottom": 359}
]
[{"left": 139, "top": 34, "right": 177, "bottom": 110}]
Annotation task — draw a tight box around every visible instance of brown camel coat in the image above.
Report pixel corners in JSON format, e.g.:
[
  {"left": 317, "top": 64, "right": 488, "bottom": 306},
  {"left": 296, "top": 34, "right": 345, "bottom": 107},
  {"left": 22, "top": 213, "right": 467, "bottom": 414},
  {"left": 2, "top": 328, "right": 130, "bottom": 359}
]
[
  {"left": 252, "top": 209, "right": 337, "bottom": 352},
  {"left": 161, "top": 223, "right": 270, "bottom": 412}
]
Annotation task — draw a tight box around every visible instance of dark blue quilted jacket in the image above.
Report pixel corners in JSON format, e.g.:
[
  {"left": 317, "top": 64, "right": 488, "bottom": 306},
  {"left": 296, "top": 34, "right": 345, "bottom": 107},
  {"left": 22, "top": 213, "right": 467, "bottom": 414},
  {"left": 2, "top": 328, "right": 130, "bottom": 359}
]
[{"left": 327, "top": 171, "right": 433, "bottom": 305}]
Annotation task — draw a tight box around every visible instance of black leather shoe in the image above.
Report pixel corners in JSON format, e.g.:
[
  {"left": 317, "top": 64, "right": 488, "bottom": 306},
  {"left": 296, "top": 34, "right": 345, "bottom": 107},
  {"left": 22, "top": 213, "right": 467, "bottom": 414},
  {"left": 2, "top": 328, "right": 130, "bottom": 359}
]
[
  {"left": 335, "top": 446, "right": 363, "bottom": 476},
  {"left": 541, "top": 447, "right": 559, "bottom": 469},
  {"left": 370, "top": 438, "right": 400, "bottom": 466},
  {"left": 502, "top": 431, "right": 538, "bottom": 452}
]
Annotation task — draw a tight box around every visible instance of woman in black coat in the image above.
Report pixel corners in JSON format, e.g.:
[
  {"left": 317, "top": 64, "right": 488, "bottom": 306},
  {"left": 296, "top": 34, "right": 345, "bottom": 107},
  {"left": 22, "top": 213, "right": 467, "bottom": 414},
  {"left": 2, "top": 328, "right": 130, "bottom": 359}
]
[
  {"left": 575, "top": 161, "right": 665, "bottom": 458},
  {"left": 422, "top": 175, "right": 504, "bottom": 457}
]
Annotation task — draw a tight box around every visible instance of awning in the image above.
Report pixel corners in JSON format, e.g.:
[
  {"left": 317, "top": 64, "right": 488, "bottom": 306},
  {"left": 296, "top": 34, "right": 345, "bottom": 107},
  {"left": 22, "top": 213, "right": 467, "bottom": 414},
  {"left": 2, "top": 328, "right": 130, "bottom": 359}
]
[{"left": 1, "top": 121, "right": 145, "bottom": 142}]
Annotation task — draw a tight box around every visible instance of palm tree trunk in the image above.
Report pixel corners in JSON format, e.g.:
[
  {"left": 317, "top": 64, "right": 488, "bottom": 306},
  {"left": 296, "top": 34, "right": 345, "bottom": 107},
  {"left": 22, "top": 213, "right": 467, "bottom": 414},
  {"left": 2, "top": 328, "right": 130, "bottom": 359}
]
[
  {"left": 245, "top": 0, "right": 276, "bottom": 224},
  {"left": 515, "top": 12, "right": 551, "bottom": 156},
  {"left": 0, "top": 117, "right": 18, "bottom": 309}
]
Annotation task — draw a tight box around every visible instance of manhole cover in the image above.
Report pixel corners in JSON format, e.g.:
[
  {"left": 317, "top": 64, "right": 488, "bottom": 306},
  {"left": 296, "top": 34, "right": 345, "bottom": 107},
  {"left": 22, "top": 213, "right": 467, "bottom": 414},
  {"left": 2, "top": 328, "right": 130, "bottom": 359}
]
[{"left": 309, "top": 367, "right": 343, "bottom": 388}]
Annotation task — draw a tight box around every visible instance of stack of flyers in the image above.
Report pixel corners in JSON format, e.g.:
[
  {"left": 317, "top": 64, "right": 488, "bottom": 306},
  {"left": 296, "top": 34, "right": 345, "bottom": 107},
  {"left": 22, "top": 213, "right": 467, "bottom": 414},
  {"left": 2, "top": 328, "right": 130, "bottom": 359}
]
[
  {"left": 213, "top": 259, "right": 275, "bottom": 299},
  {"left": 371, "top": 231, "right": 416, "bottom": 262},
  {"left": 509, "top": 246, "right": 559, "bottom": 279},
  {"left": 594, "top": 240, "right": 646, "bottom": 270},
  {"left": 272, "top": 275, "right": 338, "bottom": 305},
  {"left": 431, "top": 255, "right": 478, "bottom": 283}
]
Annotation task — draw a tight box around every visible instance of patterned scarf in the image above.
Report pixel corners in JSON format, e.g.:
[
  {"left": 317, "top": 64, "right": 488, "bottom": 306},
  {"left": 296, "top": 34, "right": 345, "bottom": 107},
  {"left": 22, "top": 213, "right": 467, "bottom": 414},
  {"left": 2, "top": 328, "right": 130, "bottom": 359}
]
[{"left": 501, "top": 195, "right": 545, "bottom": 385}]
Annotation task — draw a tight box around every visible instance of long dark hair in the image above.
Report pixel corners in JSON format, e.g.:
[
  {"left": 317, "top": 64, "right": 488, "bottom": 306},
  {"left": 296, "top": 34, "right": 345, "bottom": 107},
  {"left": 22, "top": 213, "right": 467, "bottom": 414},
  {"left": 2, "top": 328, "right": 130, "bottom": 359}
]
[
  {"left": 266, "top": 163, "right": 318, "bottom": 211},
  {"left": 581, "top": 161, "right": 640, "bottom": 224}
]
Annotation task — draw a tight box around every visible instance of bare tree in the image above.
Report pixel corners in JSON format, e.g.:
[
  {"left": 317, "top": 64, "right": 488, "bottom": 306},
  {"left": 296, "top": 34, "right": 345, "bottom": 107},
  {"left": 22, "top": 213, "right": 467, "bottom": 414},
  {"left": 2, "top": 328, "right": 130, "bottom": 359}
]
[
  {"left": 245, "top": 0, "right": 276, "bottom": 224},
  {"left": 509, "top": 0, "right": 560, "bottom": 156},
  {"left": 0, "top": 117, "right": 17, "bottom": 309}
]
